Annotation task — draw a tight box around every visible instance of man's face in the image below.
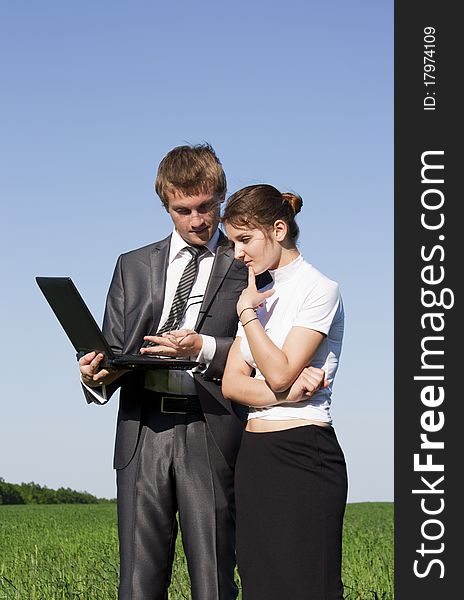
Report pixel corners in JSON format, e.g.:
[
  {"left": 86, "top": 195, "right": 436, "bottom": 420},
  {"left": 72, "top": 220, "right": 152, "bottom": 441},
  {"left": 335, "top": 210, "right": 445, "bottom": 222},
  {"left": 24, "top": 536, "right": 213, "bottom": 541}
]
[{"left": 165, "top": 188, "right": 220, "bottom": 246}]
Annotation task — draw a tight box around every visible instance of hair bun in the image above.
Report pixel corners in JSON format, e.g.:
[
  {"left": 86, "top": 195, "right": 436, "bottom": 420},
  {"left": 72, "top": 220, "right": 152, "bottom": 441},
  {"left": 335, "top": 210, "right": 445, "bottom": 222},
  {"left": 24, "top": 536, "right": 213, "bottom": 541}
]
[{"left": 281, "top": 192, "right": 303, "bottom": 216}]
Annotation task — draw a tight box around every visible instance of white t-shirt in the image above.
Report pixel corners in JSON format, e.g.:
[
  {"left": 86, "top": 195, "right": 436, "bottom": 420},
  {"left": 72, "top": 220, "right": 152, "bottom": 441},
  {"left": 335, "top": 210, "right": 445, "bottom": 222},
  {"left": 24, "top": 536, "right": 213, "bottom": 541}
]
[{"left": 237, "top": 254, "right": 344, "bottom": 423}]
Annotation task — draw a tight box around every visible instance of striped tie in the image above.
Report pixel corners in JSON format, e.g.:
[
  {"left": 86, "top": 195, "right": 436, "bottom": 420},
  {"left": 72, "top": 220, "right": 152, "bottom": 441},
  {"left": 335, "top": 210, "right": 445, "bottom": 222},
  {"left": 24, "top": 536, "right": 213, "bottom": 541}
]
[{"left": 156, "top": 245, "right": 207, "bottom": 335}]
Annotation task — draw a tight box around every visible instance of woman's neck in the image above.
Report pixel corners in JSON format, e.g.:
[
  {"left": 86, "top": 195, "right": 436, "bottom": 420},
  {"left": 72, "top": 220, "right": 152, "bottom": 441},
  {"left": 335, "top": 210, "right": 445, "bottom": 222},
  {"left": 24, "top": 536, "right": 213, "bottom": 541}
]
[{"left": 275, "top": 247, "right": 300, "bottom": 269}]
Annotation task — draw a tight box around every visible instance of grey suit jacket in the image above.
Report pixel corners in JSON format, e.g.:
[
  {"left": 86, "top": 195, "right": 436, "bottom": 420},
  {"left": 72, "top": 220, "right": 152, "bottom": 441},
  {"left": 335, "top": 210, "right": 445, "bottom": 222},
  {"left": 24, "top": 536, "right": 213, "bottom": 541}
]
[{"left": 84, "top": 231, "right": 265, "bottom": 470}]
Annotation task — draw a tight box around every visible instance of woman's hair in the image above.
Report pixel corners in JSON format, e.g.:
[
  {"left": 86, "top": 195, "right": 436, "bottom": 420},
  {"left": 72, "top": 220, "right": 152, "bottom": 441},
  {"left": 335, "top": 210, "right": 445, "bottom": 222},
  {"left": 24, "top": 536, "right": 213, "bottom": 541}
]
[{"left": 222, "top": 184, "right": 303, "bottom": 242}]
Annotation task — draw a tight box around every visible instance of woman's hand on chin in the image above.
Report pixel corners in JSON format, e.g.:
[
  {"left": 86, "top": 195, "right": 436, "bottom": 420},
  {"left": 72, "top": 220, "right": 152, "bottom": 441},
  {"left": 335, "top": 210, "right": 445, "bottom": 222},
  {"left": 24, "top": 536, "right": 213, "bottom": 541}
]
[{"left": 237, "top": 266, "right": 275, "bottom": 317}]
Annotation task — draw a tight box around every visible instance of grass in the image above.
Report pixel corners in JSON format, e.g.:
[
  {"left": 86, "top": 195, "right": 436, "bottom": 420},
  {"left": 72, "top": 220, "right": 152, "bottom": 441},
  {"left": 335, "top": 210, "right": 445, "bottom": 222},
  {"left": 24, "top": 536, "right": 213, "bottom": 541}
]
[
  {"left": 342, "top": 503, "right": 393, "bottom": 599},
  {"left": 0, "top": 502, "right": 393, "bottom": 599}
]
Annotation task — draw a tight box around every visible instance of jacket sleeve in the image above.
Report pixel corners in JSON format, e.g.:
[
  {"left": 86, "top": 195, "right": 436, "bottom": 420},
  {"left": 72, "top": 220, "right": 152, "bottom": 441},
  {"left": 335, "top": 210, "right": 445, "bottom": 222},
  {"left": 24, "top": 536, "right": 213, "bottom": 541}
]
[
  {"left": 102, "top": 254, "right": 125, "bottom": 354},
  {"left": 202, "top": 336, "right": 234, "bottom": 380},
  {"left": 82, "top": 254, "right": 131, "bottom": 405}
]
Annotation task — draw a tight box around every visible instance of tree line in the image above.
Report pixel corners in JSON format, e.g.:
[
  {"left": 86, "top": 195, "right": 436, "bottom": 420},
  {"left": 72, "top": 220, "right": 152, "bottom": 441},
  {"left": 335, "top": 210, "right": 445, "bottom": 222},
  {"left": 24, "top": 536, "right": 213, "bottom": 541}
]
[{"left": 0, "top": 477, "right": 115, "bottom": 505}]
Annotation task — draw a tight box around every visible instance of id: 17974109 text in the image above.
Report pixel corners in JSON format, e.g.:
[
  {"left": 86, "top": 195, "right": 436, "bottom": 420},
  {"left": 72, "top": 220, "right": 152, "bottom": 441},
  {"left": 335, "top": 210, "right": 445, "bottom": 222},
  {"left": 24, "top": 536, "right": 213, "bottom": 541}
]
[{"left": 423, "top": 26, "right": 437, "bottom": 111}]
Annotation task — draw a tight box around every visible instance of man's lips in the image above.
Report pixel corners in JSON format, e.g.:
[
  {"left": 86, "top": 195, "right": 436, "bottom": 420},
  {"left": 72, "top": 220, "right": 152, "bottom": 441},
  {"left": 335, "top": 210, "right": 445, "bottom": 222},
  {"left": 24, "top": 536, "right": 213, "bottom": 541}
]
[{"left": 191, "top": 227, "right": 208, "bottom": 235}]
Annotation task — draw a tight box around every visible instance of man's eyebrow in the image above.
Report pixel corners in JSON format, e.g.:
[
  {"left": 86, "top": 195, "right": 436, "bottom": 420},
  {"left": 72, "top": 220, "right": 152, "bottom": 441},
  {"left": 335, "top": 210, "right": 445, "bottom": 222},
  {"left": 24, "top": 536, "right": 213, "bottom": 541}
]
[
  {"left": 173, "top": 199, "right": 215, "bottom": 211},
  {"left": 195, "top": 201, "right": 216, "bottom": 211}
]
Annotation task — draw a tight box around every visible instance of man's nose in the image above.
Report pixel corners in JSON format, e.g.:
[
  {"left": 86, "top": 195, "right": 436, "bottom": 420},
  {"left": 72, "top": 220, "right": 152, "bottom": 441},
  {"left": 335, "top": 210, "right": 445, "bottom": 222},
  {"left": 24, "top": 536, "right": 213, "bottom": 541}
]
[{"left": 190, "top": 212, "right": 206, "bottom": 228}]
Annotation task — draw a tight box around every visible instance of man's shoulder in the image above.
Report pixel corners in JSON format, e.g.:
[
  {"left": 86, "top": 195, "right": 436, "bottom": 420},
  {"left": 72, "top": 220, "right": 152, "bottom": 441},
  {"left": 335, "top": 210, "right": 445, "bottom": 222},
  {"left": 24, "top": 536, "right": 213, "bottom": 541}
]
[{"left": 118, "top": 235, "right": 171, "bottom": 261}]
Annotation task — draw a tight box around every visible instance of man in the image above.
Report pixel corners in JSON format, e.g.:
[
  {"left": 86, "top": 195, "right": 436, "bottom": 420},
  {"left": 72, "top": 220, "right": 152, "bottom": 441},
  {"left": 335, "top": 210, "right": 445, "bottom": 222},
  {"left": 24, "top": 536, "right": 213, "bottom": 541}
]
[{"left": 79, "top": 144, "right": 258, "bottom": 600}]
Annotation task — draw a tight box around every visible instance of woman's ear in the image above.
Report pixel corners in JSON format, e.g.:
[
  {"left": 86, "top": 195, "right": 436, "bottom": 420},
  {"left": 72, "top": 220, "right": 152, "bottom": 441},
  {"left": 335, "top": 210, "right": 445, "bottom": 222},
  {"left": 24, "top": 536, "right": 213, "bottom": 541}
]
[{"left": 273, "top": 219, "right": 288, "bottom": 242}]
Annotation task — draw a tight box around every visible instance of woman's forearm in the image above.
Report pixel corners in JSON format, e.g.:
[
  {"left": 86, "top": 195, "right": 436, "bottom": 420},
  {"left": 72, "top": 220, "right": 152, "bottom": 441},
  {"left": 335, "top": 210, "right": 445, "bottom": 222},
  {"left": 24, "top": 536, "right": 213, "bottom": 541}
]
[
  {"left": 223, "top": 371, "right": 289, "bottom": 408},
  {"left": 240, "top": 318, "right": 294, "bottom": 391}
]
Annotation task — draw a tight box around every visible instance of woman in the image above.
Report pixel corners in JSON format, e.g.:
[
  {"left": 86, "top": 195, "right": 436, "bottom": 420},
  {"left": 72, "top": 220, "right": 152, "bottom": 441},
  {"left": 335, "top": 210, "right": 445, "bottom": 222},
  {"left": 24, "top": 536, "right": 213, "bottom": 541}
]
[{"left": 221, "top": 184, "right": 347, "bottom": 600}]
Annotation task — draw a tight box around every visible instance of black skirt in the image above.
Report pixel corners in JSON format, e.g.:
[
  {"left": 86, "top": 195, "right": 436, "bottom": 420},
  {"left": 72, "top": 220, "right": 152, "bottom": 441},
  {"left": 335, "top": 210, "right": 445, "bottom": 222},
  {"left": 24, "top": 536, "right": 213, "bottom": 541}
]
[{"left": 235, "top": 425, "right": 348, "bottom": 600}]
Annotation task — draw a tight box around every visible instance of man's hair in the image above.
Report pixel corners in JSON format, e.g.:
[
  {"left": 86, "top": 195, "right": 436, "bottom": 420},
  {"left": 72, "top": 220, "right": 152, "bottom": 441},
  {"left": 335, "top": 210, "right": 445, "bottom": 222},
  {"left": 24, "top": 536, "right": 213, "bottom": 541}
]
[{"left": 155, "top": 143, "right": 227, "bottom": 209}]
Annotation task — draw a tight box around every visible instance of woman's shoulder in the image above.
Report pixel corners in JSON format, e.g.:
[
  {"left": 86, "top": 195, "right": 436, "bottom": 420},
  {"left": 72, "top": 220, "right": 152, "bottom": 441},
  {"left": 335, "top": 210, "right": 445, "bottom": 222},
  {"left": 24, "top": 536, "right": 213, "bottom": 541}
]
[{"left": 299, "top": 259, "right": 340, "bottom": 295}]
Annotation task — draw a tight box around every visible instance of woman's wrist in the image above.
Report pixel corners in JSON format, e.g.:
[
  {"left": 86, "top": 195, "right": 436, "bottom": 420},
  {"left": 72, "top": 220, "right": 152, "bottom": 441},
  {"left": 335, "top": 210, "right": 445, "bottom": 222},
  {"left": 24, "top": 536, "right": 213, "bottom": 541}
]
[
  {"left": 242, "top": 316, "right": 259, "bottom": 327},
  {"left": 238, "top": 306, "right": 256, "bottom": 320}
]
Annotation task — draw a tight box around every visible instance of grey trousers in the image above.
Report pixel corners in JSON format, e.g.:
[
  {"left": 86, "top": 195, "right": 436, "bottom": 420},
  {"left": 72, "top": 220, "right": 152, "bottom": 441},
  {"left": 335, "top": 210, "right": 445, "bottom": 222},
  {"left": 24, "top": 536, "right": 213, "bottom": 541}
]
[{"left": 116, "top": 408, "right": 238, "bottom": 600}]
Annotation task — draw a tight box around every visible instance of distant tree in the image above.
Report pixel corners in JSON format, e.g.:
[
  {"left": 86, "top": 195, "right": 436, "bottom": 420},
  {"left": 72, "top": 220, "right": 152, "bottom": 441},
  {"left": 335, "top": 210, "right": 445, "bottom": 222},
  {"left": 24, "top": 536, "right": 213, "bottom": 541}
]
[
  {"left": 0, "top": 477, "right": 114, "bottom": 505},
  {"left": 0, "top": 480, "right": 25, "bottom": 504}
]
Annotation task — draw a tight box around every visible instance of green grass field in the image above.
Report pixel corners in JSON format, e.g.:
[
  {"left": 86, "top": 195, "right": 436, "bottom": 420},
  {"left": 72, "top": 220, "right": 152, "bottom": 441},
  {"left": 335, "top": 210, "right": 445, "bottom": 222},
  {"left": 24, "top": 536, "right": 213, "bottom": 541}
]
[{"left": 0, "top": 502, "right": 393, "bottom": 599}]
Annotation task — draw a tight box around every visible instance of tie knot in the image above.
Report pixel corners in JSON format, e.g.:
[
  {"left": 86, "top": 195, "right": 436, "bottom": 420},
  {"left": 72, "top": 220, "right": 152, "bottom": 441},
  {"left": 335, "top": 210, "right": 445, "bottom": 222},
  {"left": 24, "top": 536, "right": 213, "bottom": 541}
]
[{"left": 185, "top": 245, "right": 208, "bottom": 259}]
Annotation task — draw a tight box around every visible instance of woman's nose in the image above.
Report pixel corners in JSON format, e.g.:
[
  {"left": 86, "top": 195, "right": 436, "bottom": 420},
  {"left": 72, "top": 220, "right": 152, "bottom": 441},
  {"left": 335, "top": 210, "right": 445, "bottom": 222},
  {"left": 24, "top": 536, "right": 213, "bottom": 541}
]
[{"left": 234, "top": 246, "right": 245, "bottom": 260}]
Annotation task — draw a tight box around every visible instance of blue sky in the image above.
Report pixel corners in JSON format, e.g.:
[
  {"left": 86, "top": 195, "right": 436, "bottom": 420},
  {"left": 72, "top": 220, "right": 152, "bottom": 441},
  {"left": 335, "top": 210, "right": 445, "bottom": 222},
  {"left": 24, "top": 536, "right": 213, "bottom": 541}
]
[{"left": 0, "top": 1, "right": 392, "bottom": 502}]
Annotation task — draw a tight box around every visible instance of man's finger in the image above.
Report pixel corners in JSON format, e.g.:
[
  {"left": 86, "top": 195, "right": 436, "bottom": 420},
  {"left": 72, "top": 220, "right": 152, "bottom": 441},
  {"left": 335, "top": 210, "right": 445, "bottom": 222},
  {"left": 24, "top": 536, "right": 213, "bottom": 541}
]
[
  {"left": 79, "top": 351, "right": 96, "bottom": 366},
  {"left": 162, "top": 333, "right": 178, "bottom": 345},
  {"left": 143, "top": 335, "right": 178, "bottom": 349},
  {"left": 93, "top": 369, "right": 111, "bottom": 383},
  {"left": 177, "top": 332, "right": 198, "bottom": 348},
  {"left": 89, "top": 353, "right": 104, "bottom": 371},
  {"left": 168, "top": 329, "right": 194, "bottom": 338},
  {"left": 140, "top": 344, "right": 178, "bottom": 356}
]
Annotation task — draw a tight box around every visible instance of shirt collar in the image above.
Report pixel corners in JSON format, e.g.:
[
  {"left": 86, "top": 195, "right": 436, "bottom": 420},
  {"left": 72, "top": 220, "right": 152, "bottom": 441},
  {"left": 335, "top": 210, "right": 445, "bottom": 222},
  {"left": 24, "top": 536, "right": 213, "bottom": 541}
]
[
  {"left": 269, "top": 253, "right": 303, "bottom": 285},
  {"left": 169, "top": 227, "right": 220, "bottom": 264}
]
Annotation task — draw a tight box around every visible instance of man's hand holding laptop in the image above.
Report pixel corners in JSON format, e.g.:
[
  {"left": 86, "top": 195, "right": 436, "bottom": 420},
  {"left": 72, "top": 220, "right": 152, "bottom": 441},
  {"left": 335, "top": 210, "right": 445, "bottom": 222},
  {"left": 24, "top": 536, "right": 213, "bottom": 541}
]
[
  {"left": 141, "top": 329, "right": 202, "bottom": 358},
  {"left": 80, "top": 328, "right": 201, "bottom": 386},
  {"left": 79, "top": 352, "right": 126, "bottom": 388}
]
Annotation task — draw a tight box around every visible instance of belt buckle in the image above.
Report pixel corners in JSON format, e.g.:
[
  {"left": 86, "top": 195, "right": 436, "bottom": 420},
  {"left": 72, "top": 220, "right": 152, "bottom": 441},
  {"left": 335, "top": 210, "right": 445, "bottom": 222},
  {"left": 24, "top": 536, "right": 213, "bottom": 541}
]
[{"left": 160, "top": 396, "right": 188, "bottom": 415}]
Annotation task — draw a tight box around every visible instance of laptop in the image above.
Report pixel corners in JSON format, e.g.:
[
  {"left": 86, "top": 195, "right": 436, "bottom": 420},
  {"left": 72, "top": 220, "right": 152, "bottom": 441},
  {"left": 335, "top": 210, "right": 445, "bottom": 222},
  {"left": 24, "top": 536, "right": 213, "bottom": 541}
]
[{"left": 36, "top": 277, "right": 199, "bottom": 371}]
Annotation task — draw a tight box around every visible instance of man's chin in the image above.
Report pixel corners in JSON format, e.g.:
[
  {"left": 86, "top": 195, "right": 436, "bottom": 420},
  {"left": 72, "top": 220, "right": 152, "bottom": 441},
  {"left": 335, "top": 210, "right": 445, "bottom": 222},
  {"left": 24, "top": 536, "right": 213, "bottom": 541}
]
[{"left": 188, "top": 229, "right": 211, "bottom": 245}]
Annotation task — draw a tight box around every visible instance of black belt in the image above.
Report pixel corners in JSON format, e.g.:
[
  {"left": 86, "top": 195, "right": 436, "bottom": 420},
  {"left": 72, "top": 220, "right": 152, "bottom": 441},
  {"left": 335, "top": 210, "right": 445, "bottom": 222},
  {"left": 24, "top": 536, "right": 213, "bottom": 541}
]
[{"left": 146, "top": 392, "right": 203, "bottom": 415}]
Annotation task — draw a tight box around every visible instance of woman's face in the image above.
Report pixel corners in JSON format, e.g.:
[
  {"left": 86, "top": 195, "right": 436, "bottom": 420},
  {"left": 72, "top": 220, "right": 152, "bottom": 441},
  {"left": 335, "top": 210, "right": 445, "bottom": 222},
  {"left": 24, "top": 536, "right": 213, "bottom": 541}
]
[{"left": 224, "top": 222, "right": 281, "bottom": 274}]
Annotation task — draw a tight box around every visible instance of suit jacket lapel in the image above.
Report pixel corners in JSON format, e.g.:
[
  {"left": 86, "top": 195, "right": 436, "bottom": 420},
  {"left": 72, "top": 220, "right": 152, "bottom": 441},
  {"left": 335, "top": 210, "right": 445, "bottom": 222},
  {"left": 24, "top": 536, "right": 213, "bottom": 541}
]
[
  {"left": 195, "top": 231, "right": 234, "bottom": 331},
  {"left": 149, "top": 235, "right": 171, "bottom": 335}
]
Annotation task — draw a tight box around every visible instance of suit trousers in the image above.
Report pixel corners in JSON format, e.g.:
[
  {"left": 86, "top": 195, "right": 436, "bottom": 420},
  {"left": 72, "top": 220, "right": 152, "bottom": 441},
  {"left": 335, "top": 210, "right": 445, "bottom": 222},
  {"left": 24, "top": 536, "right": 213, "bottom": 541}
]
[
  {"left": 116, "top": 397, "right": 238, "bottom": 600},
  {"left": 235, "top": 425, "right": 348, "bottom": 600}
]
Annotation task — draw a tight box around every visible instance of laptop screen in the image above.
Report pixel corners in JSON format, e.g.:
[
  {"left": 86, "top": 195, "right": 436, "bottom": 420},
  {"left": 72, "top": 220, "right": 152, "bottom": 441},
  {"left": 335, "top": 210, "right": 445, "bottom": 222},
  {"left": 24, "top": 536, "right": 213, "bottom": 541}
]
[{"left": 36, "top": 277, "right": 114, "bottom": 357}]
